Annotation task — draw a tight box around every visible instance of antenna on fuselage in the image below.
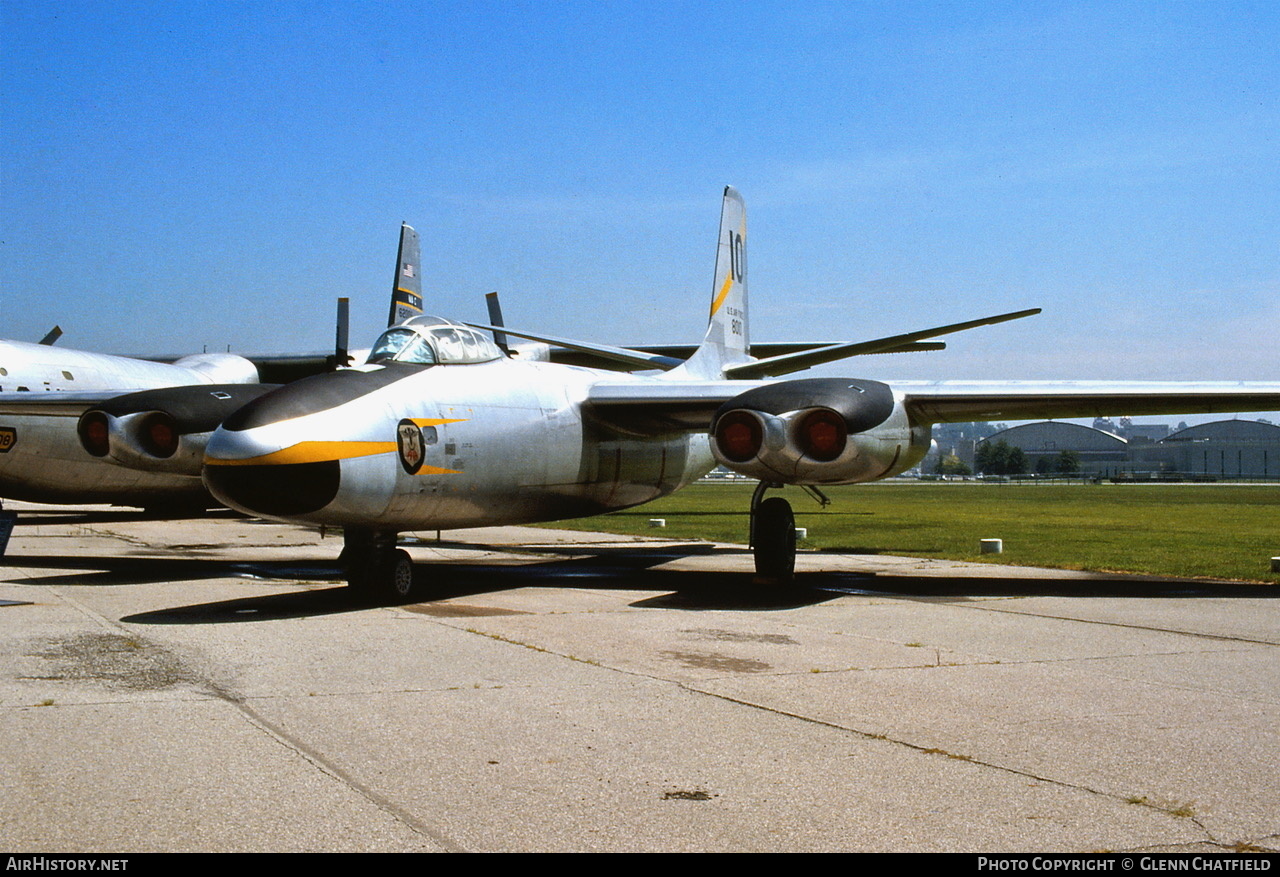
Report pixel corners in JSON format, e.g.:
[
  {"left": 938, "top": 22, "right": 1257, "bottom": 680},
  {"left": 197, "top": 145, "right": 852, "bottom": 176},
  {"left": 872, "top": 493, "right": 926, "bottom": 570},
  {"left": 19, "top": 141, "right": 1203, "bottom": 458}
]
[{"left": 39, "top": 326, "right": 63, "bottom": 346}]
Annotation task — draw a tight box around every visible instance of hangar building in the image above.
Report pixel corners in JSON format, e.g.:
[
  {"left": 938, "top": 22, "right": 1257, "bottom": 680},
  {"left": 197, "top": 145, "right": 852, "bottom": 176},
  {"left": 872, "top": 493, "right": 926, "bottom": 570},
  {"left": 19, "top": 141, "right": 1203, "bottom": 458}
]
[
  {"left": 1131, "top": 419, "right": 1280, "bottom": 479},
  {"left": 977, "top": 419, "right": 1280, "bottom": 479}
]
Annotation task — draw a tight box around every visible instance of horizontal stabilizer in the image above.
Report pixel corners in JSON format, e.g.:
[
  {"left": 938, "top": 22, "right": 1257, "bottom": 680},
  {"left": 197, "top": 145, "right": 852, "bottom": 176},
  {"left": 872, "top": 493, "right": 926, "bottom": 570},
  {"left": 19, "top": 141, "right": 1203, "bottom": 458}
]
[
  {"left": 464, "top": 322, "right": 684, "bottom": 371},
  {"left": 724, "top": 308, "right": 1040, "bottom": 379},
  {"left": 543, "top": 340, "right": 943, "bottom": 372}
]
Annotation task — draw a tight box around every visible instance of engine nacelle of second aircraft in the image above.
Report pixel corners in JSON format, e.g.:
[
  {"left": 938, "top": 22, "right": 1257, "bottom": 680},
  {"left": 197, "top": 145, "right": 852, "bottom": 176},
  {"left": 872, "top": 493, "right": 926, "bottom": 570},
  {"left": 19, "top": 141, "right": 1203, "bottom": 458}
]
[
  {"left": 709, "top": 378, "right": 929, "bottom": 485},
  {"left": 77, "top": 384, "right": 278, "bottom": 475},
  {"left": 170, "top": 352, "right": 260, "bottom": 384}
]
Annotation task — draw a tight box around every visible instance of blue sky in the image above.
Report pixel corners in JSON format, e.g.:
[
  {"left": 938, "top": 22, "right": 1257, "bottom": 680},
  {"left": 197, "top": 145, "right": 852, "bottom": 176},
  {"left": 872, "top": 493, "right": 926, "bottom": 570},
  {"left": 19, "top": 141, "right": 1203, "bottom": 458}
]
[{"left": 2, "top": 2, "right": 1277, "bottom": 408}]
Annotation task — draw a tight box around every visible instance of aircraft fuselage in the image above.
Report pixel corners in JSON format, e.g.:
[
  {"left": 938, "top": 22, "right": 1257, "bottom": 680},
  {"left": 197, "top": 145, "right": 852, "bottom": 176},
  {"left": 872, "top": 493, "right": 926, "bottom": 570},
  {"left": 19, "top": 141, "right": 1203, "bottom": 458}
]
[{"left": 204, "top": 359, "right": 716, "bottom": 530}]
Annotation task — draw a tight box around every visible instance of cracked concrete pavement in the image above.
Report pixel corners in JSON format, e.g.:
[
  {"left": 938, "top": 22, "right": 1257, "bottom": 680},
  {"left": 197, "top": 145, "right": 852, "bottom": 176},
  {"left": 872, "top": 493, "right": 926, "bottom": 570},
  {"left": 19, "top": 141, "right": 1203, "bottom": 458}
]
[{"left": 2, "top": 501, "right": 1277, "bottom": 852}]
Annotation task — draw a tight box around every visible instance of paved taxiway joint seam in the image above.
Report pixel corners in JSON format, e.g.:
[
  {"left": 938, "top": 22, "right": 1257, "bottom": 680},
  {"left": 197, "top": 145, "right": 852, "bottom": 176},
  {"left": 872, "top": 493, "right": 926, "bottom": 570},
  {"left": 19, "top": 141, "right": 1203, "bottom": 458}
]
[
  {"left": 992, "top": 649, "right": 1280, "bottom": 706},
  {"left": 81, "top": 525, "right": 152, "bottom": 549},
  {"left": 204, "top": 685, "right": 470, "bottom": 853},
  {"left": 665, "top": 685, "right": 1236, "bottom": 850},
  {"left": 46, "top": 585, "right": 131, "bottom": 637},
  {"left": 904, "top": 598, "right": 1280, "bottom": 705},
  {"left": 35, "top": 584, "right": 471, "bottom": 854},
  {"left": 433, "top": 612, "right": 1239, "bottom": 848},
  {"left": 955, "top": 601, "right": 1280, "bottom": 648}
]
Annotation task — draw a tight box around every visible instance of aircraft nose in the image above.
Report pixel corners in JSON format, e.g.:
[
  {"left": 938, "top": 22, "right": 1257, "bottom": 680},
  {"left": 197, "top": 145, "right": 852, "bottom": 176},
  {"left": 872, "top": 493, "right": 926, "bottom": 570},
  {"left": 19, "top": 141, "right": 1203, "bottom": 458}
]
[
  {"left": 203, "top": 427, "right": 342, "bottom": 517},
  {"left": 203, "top": 367, "right": 419, "bottom": 517},
  {"left": 204, "top": 366, "right": 426, "bottom": 519}
]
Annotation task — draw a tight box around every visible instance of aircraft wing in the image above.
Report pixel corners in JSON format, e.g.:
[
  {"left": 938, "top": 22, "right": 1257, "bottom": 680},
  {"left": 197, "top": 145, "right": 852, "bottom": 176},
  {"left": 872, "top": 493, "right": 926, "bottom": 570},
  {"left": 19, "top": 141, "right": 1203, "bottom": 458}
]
[
  {"left": 899, "top": 381, "right": 1280, "bottom": 424},
  {"left": 465, "top": 322, "right": 686, "bottom": 370},
  {"left": 585, "top": 380, "right": 766, "bottom": 431},
  {"left": 585, "top": 378, "right": 1280, "bottom": 435},
  {"left": 0, "top": 391, "right": 143, "bottom": 416},
  {"left": 126, "top": 352, "right": 344, "bottom": 384},
  {"left": 239, "top": 353, "right": 347, "bottom": 384}
]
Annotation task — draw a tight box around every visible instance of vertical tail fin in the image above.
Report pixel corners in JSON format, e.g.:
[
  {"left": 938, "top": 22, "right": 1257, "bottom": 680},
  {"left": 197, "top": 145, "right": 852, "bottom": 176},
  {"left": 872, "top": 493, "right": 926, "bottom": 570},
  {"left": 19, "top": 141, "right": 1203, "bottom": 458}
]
[
  {"left": 678, "top": 186, "right": 752, "bottom": 379},
  {"left": 387, "top": 222, "right": 424, "bottom": 327}
]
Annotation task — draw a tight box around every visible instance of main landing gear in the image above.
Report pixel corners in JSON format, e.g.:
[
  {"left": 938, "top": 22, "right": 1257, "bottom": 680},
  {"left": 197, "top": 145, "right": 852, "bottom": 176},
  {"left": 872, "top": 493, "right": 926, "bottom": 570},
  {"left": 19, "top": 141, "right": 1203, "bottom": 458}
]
[
  {"left": 749, "top": 481, "right": 829, "bottom": 582},
  {"left": 340, "top": 529, "right": 415, "bottom": 603}
]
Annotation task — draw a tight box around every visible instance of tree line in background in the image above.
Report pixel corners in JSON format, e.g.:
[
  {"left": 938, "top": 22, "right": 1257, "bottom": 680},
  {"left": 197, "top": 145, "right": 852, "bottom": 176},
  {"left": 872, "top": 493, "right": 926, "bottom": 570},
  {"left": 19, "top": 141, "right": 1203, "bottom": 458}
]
[{"left": 934, "top": 434, "right": 1082, "bottom": 477}]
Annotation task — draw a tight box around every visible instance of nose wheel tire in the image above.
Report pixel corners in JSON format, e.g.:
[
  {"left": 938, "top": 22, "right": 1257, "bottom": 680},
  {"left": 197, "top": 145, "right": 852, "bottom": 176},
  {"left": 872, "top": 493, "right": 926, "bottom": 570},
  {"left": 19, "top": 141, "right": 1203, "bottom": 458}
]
[
  {"left": 342, "top": 533, "right": 415, "bottom": 603},
  {"left": 379, "top": 548, "right": 415, "bottom": 601},
  {"left": 753, "top": 496, "right": 796, "bottom": 582}
]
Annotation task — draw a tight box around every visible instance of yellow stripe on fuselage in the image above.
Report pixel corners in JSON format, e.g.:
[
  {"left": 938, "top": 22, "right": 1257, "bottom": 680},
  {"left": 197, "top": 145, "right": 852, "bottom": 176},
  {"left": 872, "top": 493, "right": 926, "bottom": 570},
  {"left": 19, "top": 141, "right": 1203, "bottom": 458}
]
[
  {"left": 204, "top": 419, "right": 469, "bottom": 469},
  {"left": 410, "top": 417, "right": 467, "bottom": 427},
  {"left": 205, "top": 440, "right": 464, "bottom": 474},
  {"left": 205, "top": 441, "right": 397, "bottom": 466}
]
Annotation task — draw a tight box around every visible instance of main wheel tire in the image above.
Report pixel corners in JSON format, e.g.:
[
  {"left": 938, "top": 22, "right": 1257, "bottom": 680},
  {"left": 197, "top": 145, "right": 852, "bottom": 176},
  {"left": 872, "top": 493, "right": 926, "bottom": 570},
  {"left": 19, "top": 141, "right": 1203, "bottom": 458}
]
[
  {"left": 753, "top": 497, "right": 796, "bottom": 582},
  {"left": 346, "top": 546, "right": 414, "bottom": 603},
  {"left": 375, "top": 548, "right": 415, "bottom": 602}
]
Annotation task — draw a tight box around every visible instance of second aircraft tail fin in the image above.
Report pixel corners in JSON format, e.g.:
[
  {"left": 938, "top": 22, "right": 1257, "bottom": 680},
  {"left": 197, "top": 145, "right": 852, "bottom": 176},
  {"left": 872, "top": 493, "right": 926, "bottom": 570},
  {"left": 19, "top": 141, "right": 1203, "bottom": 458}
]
[{"left": 387, "top": 223, "right": 424, "bottom": 327}]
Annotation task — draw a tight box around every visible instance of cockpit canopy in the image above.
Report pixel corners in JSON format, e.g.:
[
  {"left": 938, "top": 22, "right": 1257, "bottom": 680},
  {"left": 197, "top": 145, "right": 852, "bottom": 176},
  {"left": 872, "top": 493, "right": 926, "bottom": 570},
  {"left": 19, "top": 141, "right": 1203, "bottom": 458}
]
[{"left": 366, "top": 315, "right": 504, "bottom": 366}]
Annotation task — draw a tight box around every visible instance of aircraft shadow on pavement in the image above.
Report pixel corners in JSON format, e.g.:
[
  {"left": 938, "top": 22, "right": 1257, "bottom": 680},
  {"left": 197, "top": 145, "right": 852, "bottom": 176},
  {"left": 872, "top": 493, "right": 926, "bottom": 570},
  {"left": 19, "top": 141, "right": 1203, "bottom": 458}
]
[
  {"left": 2, "top": 554, "right": 343, "bottom": 589},
  {"left": 118, "top": 544, "right": 843, "bottom": 624},
  {"left": 804, "top": 573, "right": 1279, "bottom": 601},
  {"left": 5, "top": 509, "right": 241, "bottom": 527},
  {"left": 8, "top": 543, "right": 1273, "bottom": 626}
]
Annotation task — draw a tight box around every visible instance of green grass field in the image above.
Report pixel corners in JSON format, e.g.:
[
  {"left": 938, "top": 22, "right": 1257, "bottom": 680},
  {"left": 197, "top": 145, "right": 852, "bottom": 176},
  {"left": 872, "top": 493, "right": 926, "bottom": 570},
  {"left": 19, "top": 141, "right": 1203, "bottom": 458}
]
[{"left": 543, "top": 481, "right": 1280, "bottom": 583}]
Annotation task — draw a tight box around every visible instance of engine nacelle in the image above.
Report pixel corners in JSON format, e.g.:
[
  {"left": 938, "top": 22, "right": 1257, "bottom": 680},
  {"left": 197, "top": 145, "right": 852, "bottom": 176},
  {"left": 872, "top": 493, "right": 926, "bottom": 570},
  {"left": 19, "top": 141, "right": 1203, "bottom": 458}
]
[
  {"left": 77, "top": 384, "right": 278, "bottom": 474},
  {"left": 170, "top": 352, "right": 260, "bottom": 384},
  {"left": 710, "top": 378, "right": 931, "bottom": 485}
]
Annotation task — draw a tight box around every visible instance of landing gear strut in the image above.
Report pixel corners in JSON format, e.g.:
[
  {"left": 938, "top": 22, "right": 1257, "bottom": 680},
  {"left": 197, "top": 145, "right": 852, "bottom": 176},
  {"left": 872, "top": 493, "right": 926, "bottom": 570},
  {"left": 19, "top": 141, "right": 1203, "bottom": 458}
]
[
  {"left": 341, "top": 529, "right": 415, "bottom": 602},
  {"left": 750, "top": 482, "right": 795, "bottom": 582},
  {"left": 749, "top": 482, "right": 830, "bottom": 582}
]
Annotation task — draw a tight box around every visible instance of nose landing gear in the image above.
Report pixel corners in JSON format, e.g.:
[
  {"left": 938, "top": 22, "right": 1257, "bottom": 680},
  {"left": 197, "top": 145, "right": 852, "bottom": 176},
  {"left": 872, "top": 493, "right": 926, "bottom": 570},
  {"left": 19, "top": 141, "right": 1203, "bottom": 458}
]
[{"left": 340, "top": 529, "right": 415, "bottom": 602}]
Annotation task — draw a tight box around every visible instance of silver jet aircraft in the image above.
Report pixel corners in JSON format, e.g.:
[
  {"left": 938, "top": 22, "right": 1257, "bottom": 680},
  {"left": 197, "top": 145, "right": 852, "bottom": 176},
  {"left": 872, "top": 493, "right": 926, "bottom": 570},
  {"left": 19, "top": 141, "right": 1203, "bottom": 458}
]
[
  {"left": 203, "top": 187, "right": 1280, "bottom": 599},
  {"left": 0, "top": 338, "right": 275, "bottom": 508},
  {"left": 0, "top": 226, "right": 425, "bottom": 510}
]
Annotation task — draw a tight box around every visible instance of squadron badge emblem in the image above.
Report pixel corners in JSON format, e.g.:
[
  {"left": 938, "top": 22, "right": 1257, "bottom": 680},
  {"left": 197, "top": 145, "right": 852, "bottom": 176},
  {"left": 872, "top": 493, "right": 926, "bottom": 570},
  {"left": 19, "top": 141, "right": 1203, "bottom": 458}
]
[{"left": 396, "top": 419, "right": 425, "bottom": 474}]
